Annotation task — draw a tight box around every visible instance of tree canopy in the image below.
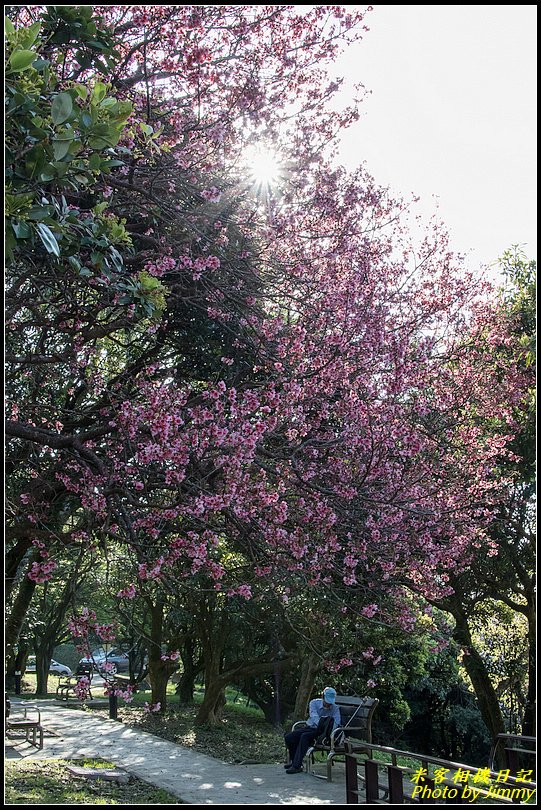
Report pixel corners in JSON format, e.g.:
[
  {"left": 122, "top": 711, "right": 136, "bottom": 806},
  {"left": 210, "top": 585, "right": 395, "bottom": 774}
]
[{"left": 5, "top": 6, "right": 535, "bottom": 739}]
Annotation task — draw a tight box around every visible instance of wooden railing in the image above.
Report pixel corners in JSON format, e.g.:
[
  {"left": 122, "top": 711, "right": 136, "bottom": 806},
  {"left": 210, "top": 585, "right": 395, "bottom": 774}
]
[
  {"left": 489, "top": 733, "right": 536, "bottom": 775},
  {"left": 344, "top": 740, "right": 536, "bottom": 804}
]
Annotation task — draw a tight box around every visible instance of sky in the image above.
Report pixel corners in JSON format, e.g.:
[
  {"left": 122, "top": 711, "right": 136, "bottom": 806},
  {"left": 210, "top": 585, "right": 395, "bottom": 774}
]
[{"left": 332, "top": 4, "right": 537, "bottom": 276}]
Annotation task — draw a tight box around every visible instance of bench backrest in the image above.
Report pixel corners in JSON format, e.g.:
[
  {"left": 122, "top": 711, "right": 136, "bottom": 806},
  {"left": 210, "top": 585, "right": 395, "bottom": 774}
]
[
  {"left": 336, "top": 696, "right": 378, "bottom": 743},
  {"left": 75, "top": 663, "right": 93, "bottom": 678}
]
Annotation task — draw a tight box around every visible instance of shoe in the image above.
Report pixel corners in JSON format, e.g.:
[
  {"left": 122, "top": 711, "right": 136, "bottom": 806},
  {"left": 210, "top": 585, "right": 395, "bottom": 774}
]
[
  {"left": 285, "top": 766, "right": 303, "bottom": 774},
  {"left": 284, "top": 762, "right": 292, "bottom": 769}
]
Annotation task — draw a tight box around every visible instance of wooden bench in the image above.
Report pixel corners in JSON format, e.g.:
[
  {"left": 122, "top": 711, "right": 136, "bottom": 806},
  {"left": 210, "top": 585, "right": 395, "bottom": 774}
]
[
  {"left": 6, "top": 704, "right": 44, "bottom": 749},
  {"left": 292, "top": 695, "right": 379, "bottom": 782},
  {"left": 56, "top": 663, "right": 94, "bottom": 701}
]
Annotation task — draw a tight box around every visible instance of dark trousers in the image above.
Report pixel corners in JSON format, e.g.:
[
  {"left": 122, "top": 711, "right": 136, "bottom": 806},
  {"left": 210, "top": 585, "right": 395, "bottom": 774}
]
[{"left": 284, "top": 727, "right": 317, "bottom": 768}]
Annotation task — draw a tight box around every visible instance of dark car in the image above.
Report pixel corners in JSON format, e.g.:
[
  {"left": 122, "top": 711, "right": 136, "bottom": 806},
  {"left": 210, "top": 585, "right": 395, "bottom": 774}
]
[{"left": 79, "top": 648, "right": 130, "bottom": 675}]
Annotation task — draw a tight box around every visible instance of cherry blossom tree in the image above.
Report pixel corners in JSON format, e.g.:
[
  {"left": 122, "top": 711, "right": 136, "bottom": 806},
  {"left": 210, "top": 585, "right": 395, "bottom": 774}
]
[
  {"left": 421, "top": 250, "right": 536, "bottom": 744},
  {"left": 5, "top": 1, "right": 374, "bottom": 700},
  {"left": 5, "top": 6, "right": 531, "bottom": 723}
]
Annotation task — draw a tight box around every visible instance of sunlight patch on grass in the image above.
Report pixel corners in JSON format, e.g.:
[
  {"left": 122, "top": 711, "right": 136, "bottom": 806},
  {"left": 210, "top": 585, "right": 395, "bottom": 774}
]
[{"left": 5, "top": 759, "right": 183, "bottom": 805}]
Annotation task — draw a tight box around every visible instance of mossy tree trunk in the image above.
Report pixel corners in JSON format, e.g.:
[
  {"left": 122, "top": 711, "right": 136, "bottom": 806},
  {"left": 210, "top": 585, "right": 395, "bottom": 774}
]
[{"left": 292, "top": 652, "right": 320, "bottom": 724}]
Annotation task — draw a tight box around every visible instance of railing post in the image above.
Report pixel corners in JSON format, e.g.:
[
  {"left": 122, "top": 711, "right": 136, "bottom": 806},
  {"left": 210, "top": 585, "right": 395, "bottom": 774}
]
[
  {"left": 418, "top": 777, "right": 435, "bottom": 804},
  {"left": 365, "top": 758, "right": 380, "bottom": 803},
  {"left": 388, "top": 764, "right": 404, "bottom": 803},
  {"left": 109, "top": 692, "right": 118, "bottom": 720},
  {"left": 505, "top": 746, "right": 520, "bottom": 775},
  {"left": 345, "top": 744, "right": 359, "bottom": 804}
]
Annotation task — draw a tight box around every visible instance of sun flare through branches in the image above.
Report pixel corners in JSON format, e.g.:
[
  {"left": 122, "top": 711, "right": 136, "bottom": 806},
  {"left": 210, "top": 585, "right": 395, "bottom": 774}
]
[{"left": 244, "top": 145, "right": 285, "bottom": 206}]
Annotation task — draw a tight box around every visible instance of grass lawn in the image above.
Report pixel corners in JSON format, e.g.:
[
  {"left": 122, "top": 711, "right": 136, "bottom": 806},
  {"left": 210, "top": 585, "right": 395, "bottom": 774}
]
[
  {"left": 5, "top": 757, "right": 183, "bottom": 804},
  {"left": 89, "top": 691, "right": 286, "bottom": 765}
]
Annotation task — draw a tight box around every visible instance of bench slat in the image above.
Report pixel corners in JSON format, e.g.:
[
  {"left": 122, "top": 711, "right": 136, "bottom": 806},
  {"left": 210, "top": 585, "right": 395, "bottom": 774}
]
[{"left": 336, "top": 696, "right": 371, "bottom": 706}]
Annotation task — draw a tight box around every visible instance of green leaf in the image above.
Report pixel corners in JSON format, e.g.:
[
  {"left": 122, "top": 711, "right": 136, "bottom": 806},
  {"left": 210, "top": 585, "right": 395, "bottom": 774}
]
[
  {"left": 92, "top": 58, "right": 109, "bottom": 74},
  {"left": 89, "top": 153, "right": 102, "bottom": 171},
  {"left": 5, "top": 16, "right": 15, "bottom": 36},
  {"left": 101, "top": 159, "right": 125, "bottom": 168},
  {"left": 11, "top": 220, "right": 31, "bottom": 239},
  {"left": 91, "top": 82, "right": 107, "bottom": 104},
  {"left": 27, "top": 205, "right": 55, "bottom": 220},
  {"left": 80, "top": 111, "right": 93, "bottom": 130},
  {"left": 87, "top": 40, "right": 108, "bottom": 51},
  {"left": 100, "top": 97, "right": 117, "bottom": 109},
  {"left": 88, "top": 136, "right": 115, "bottom": 149},
  {"left": 39, "top": 166, "right": 56, "bottom": 182},
  {"left": 31, "top": 58, "right": 50, "bottom": 71},
  {"left": 51, "top": 92, "right": 73, "bottom": 124},
  {"left": 36, "top": 223, "right": 60, "bottom": 256},
  {"left": 8, "top": 49, "right": 37, "bottom": 72},
  {"left": 29, "top": 125, "right": 49, "bottom": 141},
  {"left": 52, "top": 162, "right": 68, "bottom": 177},
  {"left": 19, "top": 21, "right": 41, "bottom": 49},
  {"left": 52, "top": 136, "right": 74, "bottom": 161}
]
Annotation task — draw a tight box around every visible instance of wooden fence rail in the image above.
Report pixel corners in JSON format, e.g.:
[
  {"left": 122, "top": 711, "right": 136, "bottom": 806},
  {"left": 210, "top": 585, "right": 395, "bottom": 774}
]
[{"left": 344, "top": 739, "right": 536, "bottom": 805}]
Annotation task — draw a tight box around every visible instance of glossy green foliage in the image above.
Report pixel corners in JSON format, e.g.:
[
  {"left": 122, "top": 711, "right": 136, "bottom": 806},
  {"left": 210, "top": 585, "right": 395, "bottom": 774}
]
[{"left": 5, "top": 9, "right": 167, "bottom": 319}]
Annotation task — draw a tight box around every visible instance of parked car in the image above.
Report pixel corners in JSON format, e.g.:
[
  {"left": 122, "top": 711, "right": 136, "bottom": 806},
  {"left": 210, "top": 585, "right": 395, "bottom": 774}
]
[
  {"left": 25, "top": 656, "right": 72, "bottom": 677},
  {"left": 79, "top": 648, "right": 130, "bottom": 675}
]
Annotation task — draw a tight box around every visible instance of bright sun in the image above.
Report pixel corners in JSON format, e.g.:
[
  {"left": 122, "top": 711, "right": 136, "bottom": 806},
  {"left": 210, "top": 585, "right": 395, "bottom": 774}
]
[{"left": 246, "top": 146, "right": 282, "bottom": 187}]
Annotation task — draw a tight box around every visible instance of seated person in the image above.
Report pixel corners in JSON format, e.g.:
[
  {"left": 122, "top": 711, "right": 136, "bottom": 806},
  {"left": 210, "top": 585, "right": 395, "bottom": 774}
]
[{"left": 283, "top": 686, "right": 341, "bottom": 774}]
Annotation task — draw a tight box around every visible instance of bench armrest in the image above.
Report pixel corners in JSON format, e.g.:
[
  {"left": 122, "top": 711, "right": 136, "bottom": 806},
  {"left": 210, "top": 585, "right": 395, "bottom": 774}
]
[
  {"left": 292, "top": 720, "right": 309, "bottom": 730},
  {"left": 328, "top": 726, "right": 346, "bottom": 750},
  {"left": 7, "top": 706, "right": 41, "bottom": 725}
]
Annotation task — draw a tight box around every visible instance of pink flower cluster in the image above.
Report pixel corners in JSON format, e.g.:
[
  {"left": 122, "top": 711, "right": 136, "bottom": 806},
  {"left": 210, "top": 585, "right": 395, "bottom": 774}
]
[
  {"left": 144, "top": 256, "right": 177, "bottom": 278},
  {"left": 144, "top": 702, "right": 161, "bottom": 713},
  {"left": 27, "top": 539, "right": 57, "bottom": 583},
  {"left": 104, "top": 683, "right": 135, "bottom": 702},
  {"left": 160, "top": 650, "right": 180, "bottom": 661},
  {"left": 201, "top": 187, "right": 221, "bottom": 203},
  {"left": 116, "top": 584, "right": 137, "bottom": 599}
]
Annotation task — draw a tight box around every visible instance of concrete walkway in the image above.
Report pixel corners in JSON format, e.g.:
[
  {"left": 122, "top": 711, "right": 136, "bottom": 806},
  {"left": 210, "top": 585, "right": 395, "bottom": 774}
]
[{"left": 5, "top": 699, "right": 355, "bottom": 805}]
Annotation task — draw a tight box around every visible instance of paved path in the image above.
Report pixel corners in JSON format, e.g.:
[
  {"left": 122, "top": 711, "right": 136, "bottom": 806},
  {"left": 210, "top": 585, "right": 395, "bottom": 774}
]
[{"left": 5, "top": 699, "right": 355, "bottom": 805}]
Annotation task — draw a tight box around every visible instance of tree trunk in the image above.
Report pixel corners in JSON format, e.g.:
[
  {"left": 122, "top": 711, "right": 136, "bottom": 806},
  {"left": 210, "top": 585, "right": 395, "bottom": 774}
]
[
  {"left": 35, "top": 636, "right": 57, "bottom": 695},
  {"left": 147, "top": 598, "right": 172, "bottom": 711},
  {"left": 242, "top": 669, "right": 296, "bottom": 726},
  {"left": 194, "top": 595, "right": 228, "bottom": 725},
  {"left": 5, "top": 536, "right": 33, "bottom": 601},
  {"left": 196, "top": 677, "right": 227, "bottom": 726},
  {"left": 522, "top": 605, "right": 536, "bottom": 736},
  {"left": 148, "top": 657, "right": 171, "bottom": 709},
  {"left": 5, "top": 558, "right": 39, "bottom": 688},
  {"left": 176, "top": 638, "right": 200, "bottom": 704},
  {"left": 196, "top": 645, "right": 226, "bottom": 725},
  {"left": 6, "top": 646, "right": 30, "bottom": 692},
  {"left": 452, "top": 611, "right": 506, "bottom": 766},
  {"left": 292, "top": 652, "right": 320, "bottom": 724}
]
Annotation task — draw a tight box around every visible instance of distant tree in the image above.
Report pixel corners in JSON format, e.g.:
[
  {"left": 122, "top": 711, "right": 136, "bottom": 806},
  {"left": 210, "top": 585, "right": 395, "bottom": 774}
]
[{"left": 424, "top": 249, "right": 535, "bottom": 748}]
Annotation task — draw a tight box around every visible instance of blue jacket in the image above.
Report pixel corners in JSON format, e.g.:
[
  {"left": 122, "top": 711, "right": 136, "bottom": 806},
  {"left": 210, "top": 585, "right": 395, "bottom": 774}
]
[{"left": 307, "top": 698, "right": 341, "bottom": 730}]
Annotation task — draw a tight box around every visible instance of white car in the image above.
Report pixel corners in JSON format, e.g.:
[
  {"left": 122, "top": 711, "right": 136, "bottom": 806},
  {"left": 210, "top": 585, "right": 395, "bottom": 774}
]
[{"left": 25, "top": 657, "right": 72, "bottom": 676}]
